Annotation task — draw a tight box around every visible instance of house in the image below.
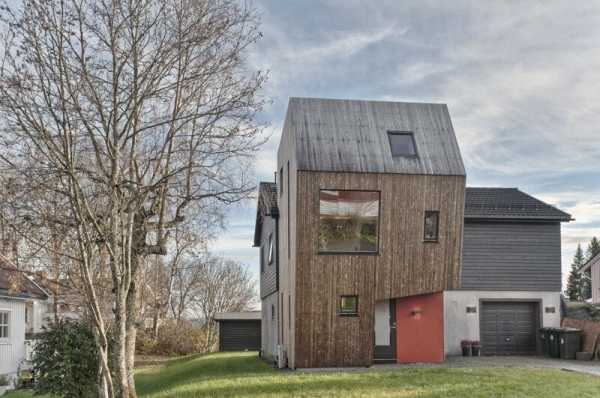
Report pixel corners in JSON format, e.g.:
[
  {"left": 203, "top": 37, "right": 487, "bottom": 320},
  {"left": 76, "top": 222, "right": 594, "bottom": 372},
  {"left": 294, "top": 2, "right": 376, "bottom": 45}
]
[
  {"left": 0, "top": 255, "right": 48, "bottom": 384},
  {"left": 214, "top": 311, "right": 261, "bottom": 352},
  {"left": 254, "top": 97, "right": 571, "bottom": 368},
  {"left": 581, "top": 252, "right": 600, "bottom": 303}
]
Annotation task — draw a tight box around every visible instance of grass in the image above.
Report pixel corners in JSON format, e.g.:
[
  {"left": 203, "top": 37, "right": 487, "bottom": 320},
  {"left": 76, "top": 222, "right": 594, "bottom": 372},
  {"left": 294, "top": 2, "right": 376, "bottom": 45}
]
[{"left": 7, "top": 352, "right": 600, "bottom": 397}]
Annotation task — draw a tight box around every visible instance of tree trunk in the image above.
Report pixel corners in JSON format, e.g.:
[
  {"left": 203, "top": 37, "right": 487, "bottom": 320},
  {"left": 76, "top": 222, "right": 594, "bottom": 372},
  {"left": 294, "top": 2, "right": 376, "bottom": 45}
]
[
  {"left": 125, "top": 280, "right": 139, "bottom": 398},
  {"left": 113, "top": 290, "right": 130, "bottom": 398}
]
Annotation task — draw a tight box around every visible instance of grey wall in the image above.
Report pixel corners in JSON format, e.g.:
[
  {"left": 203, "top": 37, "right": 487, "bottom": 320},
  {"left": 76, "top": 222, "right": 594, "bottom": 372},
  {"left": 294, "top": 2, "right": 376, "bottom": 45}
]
[
  {"left": 461, "top": 221, "right": 562, "bottom": 291},
  {"left": 261, "top": 293, "right": 279, "bottom": 362},
  {"left": 259, "top": 215, "right": 278, "bottom": 299}
]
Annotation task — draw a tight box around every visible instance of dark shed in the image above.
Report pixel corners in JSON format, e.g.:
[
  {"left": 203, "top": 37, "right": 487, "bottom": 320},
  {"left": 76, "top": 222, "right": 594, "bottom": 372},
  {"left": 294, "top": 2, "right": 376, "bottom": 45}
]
[{"left": 215, "top": 311, "right": 261, "bottom": 352}]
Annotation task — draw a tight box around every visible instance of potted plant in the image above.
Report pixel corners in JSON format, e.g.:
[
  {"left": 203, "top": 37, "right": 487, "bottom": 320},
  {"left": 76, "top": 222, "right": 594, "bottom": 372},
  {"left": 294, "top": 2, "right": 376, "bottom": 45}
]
[
  {"left": 471, "top": 340, "right": 481, "bottom": 356},
  {"left": 461, "top": 340, "right": 472, "bottom": 356},
  {"left": 0, "top": 374, "right": 10, "bottom": 396}
]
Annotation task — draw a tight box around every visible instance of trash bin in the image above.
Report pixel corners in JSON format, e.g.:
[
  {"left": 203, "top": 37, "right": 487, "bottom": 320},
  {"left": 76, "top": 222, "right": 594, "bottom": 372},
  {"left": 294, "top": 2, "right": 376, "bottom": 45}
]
[
  {"left": 558, "top": 328, "right": 582, "bottom": 360},
  {"left": 539, "top": 328, "right": 552, "bottom": 357},
  {"left": 548, "top": 328, "right": 561, "bottom": 358}
]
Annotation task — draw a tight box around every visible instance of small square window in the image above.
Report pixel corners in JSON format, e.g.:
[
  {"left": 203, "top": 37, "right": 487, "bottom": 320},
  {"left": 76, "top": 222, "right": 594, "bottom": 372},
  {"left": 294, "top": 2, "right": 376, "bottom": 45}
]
[
  {"left": 339, "top": 296, "right": 358, "bottom": 316},
  {"left": 424, "top": 211, "right": 439, "bottom": 242},
  {"left": 387, "top": 132, "right": 417, "bottom": 157}
]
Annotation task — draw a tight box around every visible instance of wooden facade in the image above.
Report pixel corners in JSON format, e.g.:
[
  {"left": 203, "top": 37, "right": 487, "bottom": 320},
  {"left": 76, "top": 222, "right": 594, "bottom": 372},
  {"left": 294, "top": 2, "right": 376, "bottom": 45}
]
[
  {"left": 293, "top": 171, "right": 465, "bottom": 367},
  {"left": 274, "top": 97, "right": 466, "bottom": 368}
]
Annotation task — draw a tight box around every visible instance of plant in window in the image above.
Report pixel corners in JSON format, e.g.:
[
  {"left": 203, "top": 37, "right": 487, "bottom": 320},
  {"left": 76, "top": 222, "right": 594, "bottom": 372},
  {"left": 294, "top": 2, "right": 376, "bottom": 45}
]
[{"left": 339, "top": 296, "right": 358, "bottom": 315}]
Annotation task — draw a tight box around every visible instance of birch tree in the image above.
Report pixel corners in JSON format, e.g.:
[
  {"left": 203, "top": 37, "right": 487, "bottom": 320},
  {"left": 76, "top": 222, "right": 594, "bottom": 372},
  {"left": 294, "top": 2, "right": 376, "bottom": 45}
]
[{"left": 0, "top": 0, "right": 265, "bottom": 396}]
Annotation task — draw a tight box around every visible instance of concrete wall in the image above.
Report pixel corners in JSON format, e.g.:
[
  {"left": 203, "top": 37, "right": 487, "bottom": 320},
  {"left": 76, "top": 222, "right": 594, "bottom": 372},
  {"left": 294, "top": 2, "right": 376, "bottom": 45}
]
[
  {"left": 261, "top": 293, "right": 279, "bottom": 363},
  {"left": 443, "top": 290, "right": 561, "bottom": 356}
]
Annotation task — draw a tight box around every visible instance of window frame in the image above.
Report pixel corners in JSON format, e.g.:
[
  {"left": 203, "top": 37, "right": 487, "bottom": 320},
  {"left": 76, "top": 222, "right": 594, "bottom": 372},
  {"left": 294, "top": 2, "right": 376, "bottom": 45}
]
[
  {"left": 0, "top": 310, "right": 9, "bottom": 340},
  {"left": 268, "top": 233, "right": 274, "bottom": 264},
  {"left": 318, "top": 189, "right": 381, "bottom": 255},
  {"left": 387, "top": 131, "right": 418, "bottom": 158},
  {"left": 339, "top": 295, "right": 359, "bottom": 317},
  {"left": 423, "top": 210, "right": 440, "bottom": 243}
]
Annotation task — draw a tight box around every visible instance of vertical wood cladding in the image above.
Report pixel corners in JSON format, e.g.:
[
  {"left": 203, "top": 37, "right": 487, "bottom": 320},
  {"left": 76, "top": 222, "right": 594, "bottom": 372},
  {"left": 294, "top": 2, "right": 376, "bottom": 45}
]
[{"left": 294, "top": 171, "right": 465, "bottom": 368}]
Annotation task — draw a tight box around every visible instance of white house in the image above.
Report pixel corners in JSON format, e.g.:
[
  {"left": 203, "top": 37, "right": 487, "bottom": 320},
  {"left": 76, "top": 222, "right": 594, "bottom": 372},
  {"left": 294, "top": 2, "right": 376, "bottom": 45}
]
[
  {"left": 582, "top": 252, "right": 600, "bottom": 304},
  {"left": 0, "top": 255, "right": 48, "bottom": 389}
]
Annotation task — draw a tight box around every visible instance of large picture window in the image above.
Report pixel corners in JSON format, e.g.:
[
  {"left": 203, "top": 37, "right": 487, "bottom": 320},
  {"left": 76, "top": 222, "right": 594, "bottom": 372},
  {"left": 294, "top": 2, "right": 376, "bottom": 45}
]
[{"left": 319, "top": 190, "right": 380, "bottom": 253}]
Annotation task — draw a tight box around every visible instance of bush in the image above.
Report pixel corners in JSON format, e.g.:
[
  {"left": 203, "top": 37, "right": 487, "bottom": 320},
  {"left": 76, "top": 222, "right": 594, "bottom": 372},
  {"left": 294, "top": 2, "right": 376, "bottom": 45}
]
[
  {"left": 136, "top": 320, "right": 210, "bottom": 356},
  {"left": 32, "top": 319, "right": 99, "bottom": 398},
  {"left": 0, "top": 374, "right": 9, "bottom": 386}
]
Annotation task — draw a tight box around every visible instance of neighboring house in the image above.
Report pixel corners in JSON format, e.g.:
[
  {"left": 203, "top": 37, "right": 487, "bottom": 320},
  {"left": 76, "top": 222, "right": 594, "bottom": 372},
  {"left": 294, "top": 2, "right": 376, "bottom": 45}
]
[
  {"left": 254, "top": 97, "right": 571, "bottom": 369},
  {"left": 581, "top": 252, "right": 600, "bottom": 303},
  {"left": 0, "top": 255, "right": 48, "bottom": 383},
  {"left": 214, "top": 311, "right": 261, "bottom": 352}
]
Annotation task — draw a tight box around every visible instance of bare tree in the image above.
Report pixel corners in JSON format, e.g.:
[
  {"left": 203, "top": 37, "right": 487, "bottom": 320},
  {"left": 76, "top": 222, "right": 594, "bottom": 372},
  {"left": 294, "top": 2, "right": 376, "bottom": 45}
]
[
  {"left": 191, "top": 257, "right": 256, "bottom": 352},
  {"left": 0, "top": 0, "right": 265, "bottom": 396}
]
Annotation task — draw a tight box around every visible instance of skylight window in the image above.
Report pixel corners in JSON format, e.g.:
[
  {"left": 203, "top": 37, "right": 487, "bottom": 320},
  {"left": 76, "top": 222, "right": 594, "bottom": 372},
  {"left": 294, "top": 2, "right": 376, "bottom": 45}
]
[{"left": 387, "top": 131, "right": 417, "bottom": 157}]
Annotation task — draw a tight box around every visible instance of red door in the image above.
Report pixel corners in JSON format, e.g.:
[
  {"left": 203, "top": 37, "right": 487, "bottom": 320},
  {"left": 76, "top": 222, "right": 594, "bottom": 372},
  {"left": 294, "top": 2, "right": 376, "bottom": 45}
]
[{"left": 396, "top": 292, "right": 444, "bottom": 363}]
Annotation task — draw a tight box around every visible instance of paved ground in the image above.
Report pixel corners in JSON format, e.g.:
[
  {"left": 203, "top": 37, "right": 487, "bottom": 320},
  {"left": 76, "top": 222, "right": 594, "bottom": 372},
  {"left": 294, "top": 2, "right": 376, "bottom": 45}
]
[{"left": 299, "top": 356, "right": 600, "bottom": 377}]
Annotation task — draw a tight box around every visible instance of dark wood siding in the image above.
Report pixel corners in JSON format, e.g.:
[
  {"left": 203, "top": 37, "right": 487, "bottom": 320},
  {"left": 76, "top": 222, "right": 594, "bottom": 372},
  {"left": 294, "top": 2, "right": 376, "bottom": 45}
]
[
  {"left": 294, "top": 171, "right": 465, "bottom": 368},
  {"left": 218, "top": 320, "right": 261, "bottom": 351},
  {"left": 480, "top": 301, "right": 539, "bottom": 355},
  {"left": 260, "top": 215, "right": 278, "bottom": 299},
  {"left": 461, "top": 221, "right": 562, "bottom": 291}
]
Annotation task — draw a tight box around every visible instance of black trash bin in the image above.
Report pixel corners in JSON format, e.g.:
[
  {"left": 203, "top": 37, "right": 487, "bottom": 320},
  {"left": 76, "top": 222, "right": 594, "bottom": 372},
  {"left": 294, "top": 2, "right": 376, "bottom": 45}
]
[
  {"left": 558, "top": 328, "right": 582, "bottom": 360},
  {"left": 539, "top": 328, "right": 552, "bottom": 357},
  {"left": 548, "top": 328, "right": 561, "bottom": 358}
]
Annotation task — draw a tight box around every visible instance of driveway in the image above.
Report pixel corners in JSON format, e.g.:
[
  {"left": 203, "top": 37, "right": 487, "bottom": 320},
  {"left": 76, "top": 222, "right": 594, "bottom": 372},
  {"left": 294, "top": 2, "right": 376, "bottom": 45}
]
[
  {"left": 374, "top": 356, "right": 600, "bottom": 377},
  {"left": 299, "top": 356, "right": 600, "bottom": 377}
]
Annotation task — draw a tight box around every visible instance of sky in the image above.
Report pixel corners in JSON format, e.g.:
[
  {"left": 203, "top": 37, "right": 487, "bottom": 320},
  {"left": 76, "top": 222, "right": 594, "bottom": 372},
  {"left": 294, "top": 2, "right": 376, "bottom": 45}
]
[{"left": 209, "top": 1, "right": 600, "bottom": 289}]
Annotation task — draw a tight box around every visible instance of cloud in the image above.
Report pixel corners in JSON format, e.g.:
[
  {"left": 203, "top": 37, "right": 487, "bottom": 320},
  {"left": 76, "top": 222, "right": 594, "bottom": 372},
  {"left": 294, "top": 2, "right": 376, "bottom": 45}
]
[{"left": 216, "top": 1, "right": 600, "bottom": 287}]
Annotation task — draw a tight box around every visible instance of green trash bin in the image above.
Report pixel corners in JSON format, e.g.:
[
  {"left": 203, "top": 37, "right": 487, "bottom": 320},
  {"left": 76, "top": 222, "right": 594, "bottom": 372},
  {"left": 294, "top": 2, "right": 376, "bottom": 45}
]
[{"left": 558, "top": 328, "right": 582, "bottom": 360}]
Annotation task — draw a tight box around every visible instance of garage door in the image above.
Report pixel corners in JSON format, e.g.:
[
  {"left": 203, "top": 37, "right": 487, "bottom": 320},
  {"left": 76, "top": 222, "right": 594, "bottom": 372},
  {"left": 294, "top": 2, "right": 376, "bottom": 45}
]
[
  {"left": 218, "top": 320, "right": 261, "bottom": 351},
  {"left": 480, "top": 302, "right": 539, "bottom": 355}
]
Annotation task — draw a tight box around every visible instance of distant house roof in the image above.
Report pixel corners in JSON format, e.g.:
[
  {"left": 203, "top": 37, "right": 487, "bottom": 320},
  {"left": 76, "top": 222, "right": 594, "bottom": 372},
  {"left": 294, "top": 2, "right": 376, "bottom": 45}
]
[
  {"left": 281, "top": 97, "right": 465, "bottom": 176},
  {"left": 465, "top": 188, "right": 572, "bottom": 222},
  {"left": 253, "top": 182, "right": 278, "bottom": 247},
  {"left": 581, "top": 252, "right": 600, "bottom": 273},
  {"left": 214, "top": 311, "right": 261, "bottom": 321},
  {"left": 0, "top": 255, "right": 48, "bottom": 300}
]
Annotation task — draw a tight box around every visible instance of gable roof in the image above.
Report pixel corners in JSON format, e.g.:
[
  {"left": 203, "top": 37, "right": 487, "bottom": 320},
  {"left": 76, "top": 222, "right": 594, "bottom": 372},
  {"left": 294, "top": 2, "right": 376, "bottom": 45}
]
[
  {"left": 253, "top": 182, "right": 278, "bottom": 247},
  {"left": 0, "top": 255, "right": 48, "bottom": 300},
  {"left": 581, "top": 252, "right": 600, "bottom": 273},
  {"left": 465, "top": 187, "right": 572, "bottom": 222},
  {"left": 283, "top": 97, "right": 465, "bottom": 176}
]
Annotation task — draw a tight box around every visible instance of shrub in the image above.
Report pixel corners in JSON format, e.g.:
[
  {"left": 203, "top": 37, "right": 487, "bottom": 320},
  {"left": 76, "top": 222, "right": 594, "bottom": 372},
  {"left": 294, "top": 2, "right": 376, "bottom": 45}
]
[
  {"left": 32, "top": 319, "right": 99, "bottom": 398},
  {"left": 0, "top": 374, "right": 9, "bottom": 386},
  {"left": 136, "top": 320, "right": 210, "bottom": 356}
]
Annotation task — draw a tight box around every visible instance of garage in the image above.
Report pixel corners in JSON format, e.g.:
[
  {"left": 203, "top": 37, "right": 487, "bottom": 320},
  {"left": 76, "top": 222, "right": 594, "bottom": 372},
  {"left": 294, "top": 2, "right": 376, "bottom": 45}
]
[
  {"left": 480, "top": 301, "right": 539, "bottom": 355},
  {"left": 215, "top": 311, "right": 261, "bottom": 352}
]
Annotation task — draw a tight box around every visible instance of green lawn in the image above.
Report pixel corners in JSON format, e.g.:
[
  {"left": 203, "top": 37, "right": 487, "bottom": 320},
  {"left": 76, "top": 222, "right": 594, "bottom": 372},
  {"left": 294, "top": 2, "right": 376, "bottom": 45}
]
[{"left": 7, "top": 352, "right": 600, "bottom": 397}]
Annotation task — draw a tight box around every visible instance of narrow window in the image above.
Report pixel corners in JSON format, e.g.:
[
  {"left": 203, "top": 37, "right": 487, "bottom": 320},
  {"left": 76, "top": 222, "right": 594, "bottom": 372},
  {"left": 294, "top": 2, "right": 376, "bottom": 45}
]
[
  {"left": 339, "top": 296, "right": 358, "bottom": 316},
  {"left": 271, "top": 305, "right": 275, "bottom": 320},
  {"left": 260, "top": 243, "right": 264, "bottom": 273},
  {"left": 424, "top": 211, "right": 439, "bottom": 242},
  {"left": 387, "top": 131, "right": 417, "bottom": 157},
  {"left": 268, "top": 233, "right": 274, "bottom": 264},
  {"left": 279, "top": 167, "right": 284, "bottom": 197},
  {"left": 0, "top": 311, "right": 9, "bottom": 338},
  {"left": 319, "top": 190, "right": 380, "bottom": 253},
  {"left": 288, "top": 295, "right": 291, "bottom": 330}
]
